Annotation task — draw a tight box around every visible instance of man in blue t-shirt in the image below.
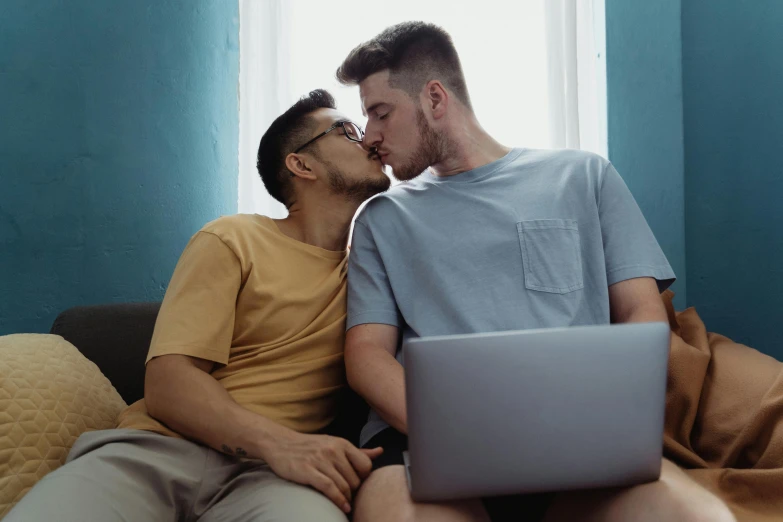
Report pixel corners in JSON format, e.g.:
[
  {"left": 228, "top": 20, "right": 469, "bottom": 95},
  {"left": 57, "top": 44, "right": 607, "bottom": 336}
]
[{"left": 336, "top": 22, "right": 736, "bottom": 522}]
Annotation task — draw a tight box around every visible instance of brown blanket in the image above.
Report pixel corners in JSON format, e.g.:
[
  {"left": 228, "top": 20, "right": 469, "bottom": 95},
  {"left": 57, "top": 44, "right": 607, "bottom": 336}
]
[{"left": 661, "top": 290, "right": 783, "bottom": 521}]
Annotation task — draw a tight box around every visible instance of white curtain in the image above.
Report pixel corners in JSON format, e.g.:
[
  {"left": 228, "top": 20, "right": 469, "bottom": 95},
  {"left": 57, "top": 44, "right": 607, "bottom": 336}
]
[
  {"left": 237, "top": 0, "right": 289, "bottom": 218},
  {"left": 238, "top": 0, "right": 607, "bottom": 216},
  {"left": 544, "top": 0, "right": 607, "bottom": 156}
]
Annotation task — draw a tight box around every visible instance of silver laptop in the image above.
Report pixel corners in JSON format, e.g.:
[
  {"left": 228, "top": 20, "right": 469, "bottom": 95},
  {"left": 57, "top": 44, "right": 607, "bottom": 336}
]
[{"left": 403, "top": 322, "right": 670, "bottom": 502}]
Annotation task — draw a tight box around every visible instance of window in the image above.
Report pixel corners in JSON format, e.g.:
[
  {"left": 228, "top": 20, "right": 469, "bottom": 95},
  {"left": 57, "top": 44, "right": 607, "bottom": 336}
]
[{"left": 239, "top": 0, "right": 605, "bottom": 216}]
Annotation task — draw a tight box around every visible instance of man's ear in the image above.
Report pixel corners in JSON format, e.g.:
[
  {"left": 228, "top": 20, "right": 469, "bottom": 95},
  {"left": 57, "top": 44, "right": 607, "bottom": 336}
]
[
  {"left": 424, "top": 80, "right": 449, "bottom": 120},
  {"left": 284, "top": 152, "right": 318, "bottom": 181}
]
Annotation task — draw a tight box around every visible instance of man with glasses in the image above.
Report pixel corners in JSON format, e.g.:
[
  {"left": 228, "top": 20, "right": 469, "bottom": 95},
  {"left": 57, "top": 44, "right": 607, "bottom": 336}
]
[
  {"left": 337, "top": 22, "right": 736, "bottom": 522},
  {"left": 6, "top": 90, "right": 390, "bottom": 522}
]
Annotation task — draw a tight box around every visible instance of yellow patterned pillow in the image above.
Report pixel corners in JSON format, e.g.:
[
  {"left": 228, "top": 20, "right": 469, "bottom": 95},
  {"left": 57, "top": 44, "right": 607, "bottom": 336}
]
[{"left": 0, "top": 334, "right": 127, "bottom": 517}]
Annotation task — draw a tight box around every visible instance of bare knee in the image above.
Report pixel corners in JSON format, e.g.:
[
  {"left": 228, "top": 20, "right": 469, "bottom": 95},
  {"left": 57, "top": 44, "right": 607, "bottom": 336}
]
[
  {"left": 663, "top": 491, "right": 736, "bottom": 522},
  {"left": 353, "top": 466, "right": 489, "bottom": 522},
  {"left": 353, "top": 466, "right": 414, "bottom": 522},
  {"left": 657, "top": 460, "right": 736, "bottom": 522},
  {"left": 545, "top": 459, "right": 736, "bottom": 522}
]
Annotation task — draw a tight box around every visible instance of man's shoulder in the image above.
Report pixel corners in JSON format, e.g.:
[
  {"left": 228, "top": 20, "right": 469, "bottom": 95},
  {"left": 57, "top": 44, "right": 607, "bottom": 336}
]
[
  {"left": 518, "top": 148, "right": 609, "bottom": 173},
  {"left": 512, "top": 149, "right": 612, "bottom": 195},
  {"left": 195, "top": 214, "right": 278, "bottom": 259},
  {"left": 199, "top": 213, "right": 266, "bottom": 239}
]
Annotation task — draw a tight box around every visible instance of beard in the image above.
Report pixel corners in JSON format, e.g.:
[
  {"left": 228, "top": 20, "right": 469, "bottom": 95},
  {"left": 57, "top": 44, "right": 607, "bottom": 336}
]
[
  {"left": 325, "top": 163, "right": 391, "bottom": 203},
  {"left": 391, "top": 107, "right": 447, "bottom": 181}
]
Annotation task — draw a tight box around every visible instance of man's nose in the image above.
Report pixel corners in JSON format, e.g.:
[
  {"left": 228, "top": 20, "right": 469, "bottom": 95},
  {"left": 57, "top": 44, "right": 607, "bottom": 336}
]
[{"left": 363, "top": 124, "right": 382, "bottom": 149}]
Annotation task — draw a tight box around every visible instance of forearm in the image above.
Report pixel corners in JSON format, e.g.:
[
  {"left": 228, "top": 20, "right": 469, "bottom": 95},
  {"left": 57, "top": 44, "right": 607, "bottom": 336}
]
[
  {"left": 346, "top": 346, "right": 408, "bottom": 434},
  {"left": 145, "top": 360, "right": 295, "bottom": 459}
]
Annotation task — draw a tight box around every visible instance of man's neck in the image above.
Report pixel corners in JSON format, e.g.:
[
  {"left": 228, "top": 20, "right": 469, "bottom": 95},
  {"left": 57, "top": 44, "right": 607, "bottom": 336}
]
[
  {"left": 275, "top": 196, "right": 359, "bottom": 252},
  {"left": 429, "top": 117, "right": 512, "bottom": 178}
]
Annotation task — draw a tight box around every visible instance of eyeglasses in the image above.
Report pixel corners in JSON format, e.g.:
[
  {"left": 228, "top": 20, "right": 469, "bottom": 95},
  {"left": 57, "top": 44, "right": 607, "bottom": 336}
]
[{"left": 293, "top": 120, "right": 364, "bottom": 154}]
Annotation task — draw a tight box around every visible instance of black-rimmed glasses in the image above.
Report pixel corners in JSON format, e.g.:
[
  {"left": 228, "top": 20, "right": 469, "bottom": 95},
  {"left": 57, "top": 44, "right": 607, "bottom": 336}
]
[{"left": 293, "top": 120, "right": 364, "bottom": 154}]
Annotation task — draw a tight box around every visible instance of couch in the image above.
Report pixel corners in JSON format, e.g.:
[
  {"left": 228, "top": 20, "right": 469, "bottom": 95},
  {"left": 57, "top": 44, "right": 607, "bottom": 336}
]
[
  {"left": 1, "top": 302, "right": 372, "bottom": 518},
  {"left": 9, "top": 297, "right": 781, "bottom": 521},
  {"left": 49, "top": 302, "right": 369, "bottom": 445}
]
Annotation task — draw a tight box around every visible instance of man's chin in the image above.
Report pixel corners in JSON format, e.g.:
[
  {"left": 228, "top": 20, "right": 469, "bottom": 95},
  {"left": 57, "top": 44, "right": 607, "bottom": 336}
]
[
  {"left": 369, "top": 165, "right": 392, "bottom": 189},
  {"left": 386, "top": 156, "right": 429, "bottom": 181},
  {"left": 390, "top": 166, "right": 425, "bottom": 182},
  {"left": 346, "top": 178, "right": 391, "bottom": 203},
  {"left": 372, "top": 176, "right": 392, "bottom": 194}
]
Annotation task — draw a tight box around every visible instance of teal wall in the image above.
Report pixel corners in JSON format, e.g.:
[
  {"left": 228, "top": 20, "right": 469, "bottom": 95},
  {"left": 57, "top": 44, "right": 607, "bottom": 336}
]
[
  {"left": 0, "top": 1, "right": 239, "bottom": 335},
  {"left": 605, "top": 0, "right": 781, "bottom": 358},
  {"left": 605, "top": 0, "right": 687, "bottom": 310},
  {"left": 682, "top": 0, "right": 783, "bottom": 358}
]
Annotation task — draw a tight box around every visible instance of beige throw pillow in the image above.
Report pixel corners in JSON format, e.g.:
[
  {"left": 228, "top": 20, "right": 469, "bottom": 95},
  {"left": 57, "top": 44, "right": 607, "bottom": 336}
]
[{"left": 0, "top": 334, "right": 127, "bottom": 517}]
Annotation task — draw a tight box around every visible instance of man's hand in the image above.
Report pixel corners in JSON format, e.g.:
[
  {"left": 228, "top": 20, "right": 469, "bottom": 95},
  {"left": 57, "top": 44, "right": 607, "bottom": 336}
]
[
  {"left": 262, "top": 432, "right": 383, "bottom": 514},
  {"left": 145, "top": 355, "right": 381, "bottom": 514}
]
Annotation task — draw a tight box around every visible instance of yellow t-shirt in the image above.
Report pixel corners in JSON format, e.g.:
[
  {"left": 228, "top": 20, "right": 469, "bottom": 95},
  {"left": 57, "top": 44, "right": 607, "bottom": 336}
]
[{"left": 117, "top": 214, "right": 348, "bottom": 437}]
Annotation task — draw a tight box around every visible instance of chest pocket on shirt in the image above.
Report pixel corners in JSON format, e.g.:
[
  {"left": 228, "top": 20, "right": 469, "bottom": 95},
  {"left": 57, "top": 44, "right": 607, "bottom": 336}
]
[{"left": 517, "top": 219, "right": 584, "bottom": 294}]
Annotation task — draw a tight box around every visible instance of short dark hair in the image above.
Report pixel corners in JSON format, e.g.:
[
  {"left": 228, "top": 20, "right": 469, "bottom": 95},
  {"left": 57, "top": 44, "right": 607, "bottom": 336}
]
[
  {"left": 336, "top": 22, "right": 472, "bottom": 110},
  {"left": 256, "top": 89, "right": 336, "bottom": 207}
]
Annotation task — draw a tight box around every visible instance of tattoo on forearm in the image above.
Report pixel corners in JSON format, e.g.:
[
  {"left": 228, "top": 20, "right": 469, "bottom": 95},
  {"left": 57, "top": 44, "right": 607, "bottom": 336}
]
[{"left": 221, "top": 444, "right": 247, "bottom": 457}]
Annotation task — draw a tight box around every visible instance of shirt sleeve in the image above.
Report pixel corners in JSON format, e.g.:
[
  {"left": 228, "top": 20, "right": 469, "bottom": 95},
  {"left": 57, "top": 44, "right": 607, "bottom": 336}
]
[
  {"left": 599, "top": 163, "right": 676, "bottom": 292},
  {"left": 146, "top": 231, "right": 241, "bottom": 365},
  {"left": 346, "top": 220, "right": 402, "bottom": 330}
]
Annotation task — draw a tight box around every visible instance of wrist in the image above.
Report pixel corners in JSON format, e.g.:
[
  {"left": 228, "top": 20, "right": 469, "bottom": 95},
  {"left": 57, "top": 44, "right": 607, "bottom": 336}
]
[{"left": 253, "top": 420, "right": 298, "bottom": 460}]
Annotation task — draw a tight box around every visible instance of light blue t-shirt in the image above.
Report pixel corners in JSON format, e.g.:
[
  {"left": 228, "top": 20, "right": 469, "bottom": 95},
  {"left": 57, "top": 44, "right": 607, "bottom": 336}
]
[{"left": 347, "top": 148, "right": 675, "bottom": 445}]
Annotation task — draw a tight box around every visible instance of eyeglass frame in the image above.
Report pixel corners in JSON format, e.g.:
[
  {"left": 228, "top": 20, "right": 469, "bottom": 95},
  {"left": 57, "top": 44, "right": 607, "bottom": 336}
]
[{"left": 292, "top": 120, "right": 364, "bottom": 154}]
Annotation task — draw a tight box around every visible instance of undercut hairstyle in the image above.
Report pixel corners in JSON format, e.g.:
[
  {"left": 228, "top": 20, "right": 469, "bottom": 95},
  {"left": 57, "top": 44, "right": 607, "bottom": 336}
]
[
  {"left": 256, "top": 89, "right": 336, "bottom": 207},
  {"left": 336, "top": 21, "right": 473, "bottom": 110}
]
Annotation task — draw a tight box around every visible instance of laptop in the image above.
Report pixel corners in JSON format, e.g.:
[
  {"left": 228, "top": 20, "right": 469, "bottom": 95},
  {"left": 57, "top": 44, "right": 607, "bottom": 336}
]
[{"left": 402, "top": 322, "right": 670, "bottom": 502}]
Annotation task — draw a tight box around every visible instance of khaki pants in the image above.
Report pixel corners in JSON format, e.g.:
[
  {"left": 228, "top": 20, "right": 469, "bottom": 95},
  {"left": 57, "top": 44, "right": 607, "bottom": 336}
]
[{"left": 5, "top": 429, "right": 348, "bottom": 522}]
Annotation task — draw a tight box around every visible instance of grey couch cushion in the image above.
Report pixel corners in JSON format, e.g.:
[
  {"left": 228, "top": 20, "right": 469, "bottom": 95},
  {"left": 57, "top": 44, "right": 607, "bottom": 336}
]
[{"left": 50, "top": 302, "right": 160, "bottom": 405}]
